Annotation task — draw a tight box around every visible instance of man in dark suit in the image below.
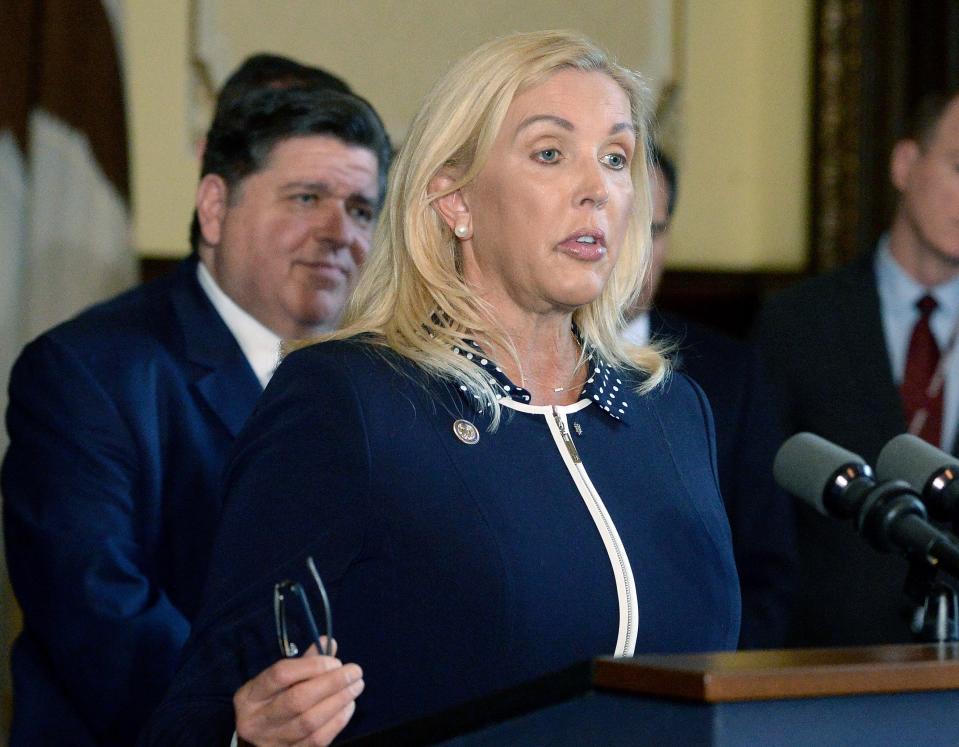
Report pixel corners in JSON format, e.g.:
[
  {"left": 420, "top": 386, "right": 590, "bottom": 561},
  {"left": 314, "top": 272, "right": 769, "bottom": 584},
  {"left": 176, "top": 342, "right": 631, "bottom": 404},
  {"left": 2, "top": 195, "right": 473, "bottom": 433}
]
[
  {"left": 755, "top": 90, "right": 959, "bottom": 646},
  {"left": 1, "top": 79, "right": 391, "bottom": 744},
  {"left": 623, "top": 148, "right": 797, "bottom": 649}
]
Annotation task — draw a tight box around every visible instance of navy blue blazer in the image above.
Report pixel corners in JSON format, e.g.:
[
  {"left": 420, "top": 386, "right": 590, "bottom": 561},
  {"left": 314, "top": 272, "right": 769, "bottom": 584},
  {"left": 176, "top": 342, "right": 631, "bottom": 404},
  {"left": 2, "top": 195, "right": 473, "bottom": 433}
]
[
  {"left": 142, "top": 339, "right": 740, "bottom": 744},
  {"left": 651, "top": 311, "right": 797, "bottom": 649},
  {"left": 2, "top": 259, "right": 262, "bottom": 745}
]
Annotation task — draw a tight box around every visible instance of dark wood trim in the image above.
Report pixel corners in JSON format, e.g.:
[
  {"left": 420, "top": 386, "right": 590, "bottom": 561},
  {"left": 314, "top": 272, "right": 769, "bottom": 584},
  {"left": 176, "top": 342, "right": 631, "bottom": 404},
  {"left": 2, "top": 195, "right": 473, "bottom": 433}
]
[
  {"left": 655, "top": 269, "right": 806, "bottom": 339},
  {"left": 810, "top": 0, "right": 959, "bottom": 271},
  {"left": 811, "top": 0, "right": 864, "bottom": 272}
]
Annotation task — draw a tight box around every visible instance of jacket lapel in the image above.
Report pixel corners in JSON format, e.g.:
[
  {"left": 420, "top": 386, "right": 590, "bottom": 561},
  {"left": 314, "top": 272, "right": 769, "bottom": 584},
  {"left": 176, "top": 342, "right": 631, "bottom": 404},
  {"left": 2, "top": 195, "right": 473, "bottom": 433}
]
[
  {"left": 834, "top": 252, "right": 909, "bottom": 447},
  {"left": 170, "top": 259, "right": 262, "bottom": 438}
]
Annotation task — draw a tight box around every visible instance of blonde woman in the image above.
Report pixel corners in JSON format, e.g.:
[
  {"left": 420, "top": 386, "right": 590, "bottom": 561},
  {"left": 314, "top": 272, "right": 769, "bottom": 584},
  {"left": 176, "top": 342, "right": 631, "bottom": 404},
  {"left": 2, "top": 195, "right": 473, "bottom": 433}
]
[{"left": 144, "top": 30, "right": 739, "bottom": 746}]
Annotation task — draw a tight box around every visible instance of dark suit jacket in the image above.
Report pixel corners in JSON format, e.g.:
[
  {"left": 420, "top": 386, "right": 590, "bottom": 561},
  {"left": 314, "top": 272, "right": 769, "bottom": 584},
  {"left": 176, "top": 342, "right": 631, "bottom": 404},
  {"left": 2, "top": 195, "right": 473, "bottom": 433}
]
[
  {"left": 651, "top": 310, "right": 797, "bottom": 649},
  {"left": 2, "top": 258, "right": 262, "bottom": 746},
  {"left": 142, "top": 340, "right": 740, "bottom": 744},
  {"left": 754, "top": 250, "right": 952, "bottom": 646}
]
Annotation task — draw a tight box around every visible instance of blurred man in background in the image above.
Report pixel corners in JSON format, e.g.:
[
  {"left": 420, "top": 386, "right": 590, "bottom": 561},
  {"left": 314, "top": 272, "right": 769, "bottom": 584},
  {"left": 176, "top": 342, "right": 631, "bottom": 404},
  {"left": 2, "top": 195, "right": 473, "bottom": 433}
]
[
  {"left": 756, "top": 89, "right": 959, "bottom": 647},
  {"left": 2, "top": 58, "right": 390, "bottom": 745}
]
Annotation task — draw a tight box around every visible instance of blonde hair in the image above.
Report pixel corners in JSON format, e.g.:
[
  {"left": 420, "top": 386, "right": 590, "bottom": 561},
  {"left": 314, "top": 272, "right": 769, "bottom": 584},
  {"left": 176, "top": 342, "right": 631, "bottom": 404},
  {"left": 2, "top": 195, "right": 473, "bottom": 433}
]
[{"left": 304, "top": 30, "right": 668, "bottom": 428}]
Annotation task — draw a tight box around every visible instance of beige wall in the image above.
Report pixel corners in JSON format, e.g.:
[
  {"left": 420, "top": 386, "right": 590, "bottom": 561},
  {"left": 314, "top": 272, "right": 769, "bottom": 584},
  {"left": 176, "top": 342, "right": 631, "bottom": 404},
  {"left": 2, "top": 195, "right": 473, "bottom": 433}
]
[
  {"left": 123, "top": 0, "right": 810, "bottom": 270},
  {"left": 670, "top": 0, "right": 812, "bottom": 271},
  {"left": 196, "top": 0, "right": 675, "bottom": 140},
  {"left": 124, "top": 0, "right": 195, "bottom": 257},
  {"left": 123, "top": 0, "right": 673, "bottom": 257}
]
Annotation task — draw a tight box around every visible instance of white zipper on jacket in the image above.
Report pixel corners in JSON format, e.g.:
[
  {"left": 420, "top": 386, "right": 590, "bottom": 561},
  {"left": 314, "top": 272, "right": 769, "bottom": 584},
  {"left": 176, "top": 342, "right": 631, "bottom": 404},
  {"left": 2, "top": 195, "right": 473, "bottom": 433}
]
[{"left": 500, "top": 397, "right": 637, "bottom": 656}]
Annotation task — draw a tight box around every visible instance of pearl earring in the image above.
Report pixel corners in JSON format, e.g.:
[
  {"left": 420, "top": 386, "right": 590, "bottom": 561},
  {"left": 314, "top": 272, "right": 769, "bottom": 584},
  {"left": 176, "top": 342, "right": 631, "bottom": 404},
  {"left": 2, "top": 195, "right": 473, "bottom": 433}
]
[{"left": 454, "top": 224, "right": 469, "bottom": 238}]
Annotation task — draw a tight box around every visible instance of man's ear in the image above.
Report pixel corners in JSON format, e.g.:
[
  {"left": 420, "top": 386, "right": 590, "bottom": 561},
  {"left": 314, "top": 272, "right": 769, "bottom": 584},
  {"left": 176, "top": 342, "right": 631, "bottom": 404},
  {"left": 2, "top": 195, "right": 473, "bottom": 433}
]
[
  {"left": 429, "top": 171, "right": 472, "bottom": 239},
  {"left": 195, "top": 174, "right": 229, "bottom": 247},
  {"left": 890, "top": 139, "right": 920, "bottom": 193}
]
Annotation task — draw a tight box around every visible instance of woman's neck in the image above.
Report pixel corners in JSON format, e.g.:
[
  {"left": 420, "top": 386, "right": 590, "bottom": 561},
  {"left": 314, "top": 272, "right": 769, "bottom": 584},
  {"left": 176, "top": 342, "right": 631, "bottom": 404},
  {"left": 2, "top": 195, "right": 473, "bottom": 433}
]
[{"left": 481, "top": 314, "right": 585, "bottom": 406}]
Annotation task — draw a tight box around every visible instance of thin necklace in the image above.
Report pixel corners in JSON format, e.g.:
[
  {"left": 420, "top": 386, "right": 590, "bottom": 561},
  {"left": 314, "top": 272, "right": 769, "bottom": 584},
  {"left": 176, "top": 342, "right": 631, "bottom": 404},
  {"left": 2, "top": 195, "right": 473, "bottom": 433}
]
[
  {"left": 519, "top": 331, "right": 583, "bottom": 393},
  {"left": 552, "top": 356, "right": 585, "bottom": 392}
]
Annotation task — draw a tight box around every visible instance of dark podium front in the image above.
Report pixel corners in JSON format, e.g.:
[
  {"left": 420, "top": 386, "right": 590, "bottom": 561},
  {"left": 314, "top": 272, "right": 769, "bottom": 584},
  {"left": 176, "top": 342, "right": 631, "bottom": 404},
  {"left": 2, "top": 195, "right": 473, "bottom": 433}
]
[{"left": 349, "top": 644, "right": 959, "bottom": 746}]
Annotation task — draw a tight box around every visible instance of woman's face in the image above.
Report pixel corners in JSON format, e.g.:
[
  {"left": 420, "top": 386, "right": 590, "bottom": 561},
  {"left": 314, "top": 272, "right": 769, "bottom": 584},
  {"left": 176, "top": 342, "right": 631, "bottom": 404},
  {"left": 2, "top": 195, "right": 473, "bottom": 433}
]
[{"left": 462, "top": 69, "right": 636, "bottom": 319}]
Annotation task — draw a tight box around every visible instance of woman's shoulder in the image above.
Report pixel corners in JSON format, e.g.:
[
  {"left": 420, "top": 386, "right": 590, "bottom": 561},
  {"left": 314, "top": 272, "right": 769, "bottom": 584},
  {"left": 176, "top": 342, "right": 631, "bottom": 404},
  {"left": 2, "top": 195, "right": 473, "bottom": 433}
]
[
  {"left": 613, "top": 361, "right": 701, "bottom": 403},
  {"left": 621, "top": 364, "right": 711, "bottom": 426},
  {"left": 277, "top": 335, "right": 412, "bottom": 381},
  {"left": 283, "top": 334, "right": 386, "bottom": 364},
  {"left": 268, "top": 336, "right": 439, "bottom": 409}
]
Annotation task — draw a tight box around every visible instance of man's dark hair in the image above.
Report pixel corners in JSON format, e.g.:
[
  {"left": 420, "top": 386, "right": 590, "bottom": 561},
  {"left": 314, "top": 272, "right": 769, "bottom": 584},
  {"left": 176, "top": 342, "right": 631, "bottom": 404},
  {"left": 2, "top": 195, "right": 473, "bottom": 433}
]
[
  {"left": 215, "top": 53, "right": 351, "bottom": 120},
  {"left": 649, "top": 144, "right": 678, "bottom": 219},
  {"left": 190, "top": 86, "right": 391, "bottom": 252},
  {"left": 902, "top": 88, "right": 959, "bottom": 148}
]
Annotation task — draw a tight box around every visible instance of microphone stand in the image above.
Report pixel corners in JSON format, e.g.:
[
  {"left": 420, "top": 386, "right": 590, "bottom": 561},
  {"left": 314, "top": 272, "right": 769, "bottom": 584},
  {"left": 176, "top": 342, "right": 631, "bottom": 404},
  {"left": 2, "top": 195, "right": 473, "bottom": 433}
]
[
  {"left": 856, "top": 479, "right": 959, "bottom": 642},
  {"left": 904, "top": 558, "right": 959, "bottom": 643}
]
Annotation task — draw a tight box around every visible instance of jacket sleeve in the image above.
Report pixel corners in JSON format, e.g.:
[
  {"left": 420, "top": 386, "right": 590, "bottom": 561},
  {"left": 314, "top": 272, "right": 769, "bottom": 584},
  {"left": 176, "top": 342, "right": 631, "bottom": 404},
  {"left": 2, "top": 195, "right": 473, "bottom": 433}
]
[
  {"left": 140, "top": 345, "right": 374, "bottom": 745},
  {"left": 2, "top": 334, "right": 190, "bottom": 742}
]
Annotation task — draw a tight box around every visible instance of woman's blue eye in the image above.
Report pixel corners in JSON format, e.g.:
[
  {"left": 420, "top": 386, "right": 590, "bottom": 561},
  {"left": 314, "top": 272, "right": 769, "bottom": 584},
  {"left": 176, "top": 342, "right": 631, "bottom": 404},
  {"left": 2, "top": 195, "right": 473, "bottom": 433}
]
[
  {"left": 536, "top": 149, "right": 560, "bottom": 163},
  {"left": 602, "top": 153, "right": 627, "bottom": 170}
]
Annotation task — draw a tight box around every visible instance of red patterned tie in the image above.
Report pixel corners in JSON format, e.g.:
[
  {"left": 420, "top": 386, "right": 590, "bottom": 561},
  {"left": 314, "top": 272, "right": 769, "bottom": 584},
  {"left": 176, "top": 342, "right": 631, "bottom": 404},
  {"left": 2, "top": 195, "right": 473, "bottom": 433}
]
[{"left": 900, "top": 294, "right": 943, "bottom": 445}]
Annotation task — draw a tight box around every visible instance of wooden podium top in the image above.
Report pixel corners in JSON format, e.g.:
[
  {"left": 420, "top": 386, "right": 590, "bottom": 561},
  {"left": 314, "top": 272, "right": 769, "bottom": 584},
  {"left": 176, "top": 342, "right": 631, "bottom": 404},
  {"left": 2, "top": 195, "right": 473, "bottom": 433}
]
[
  {"left": 350, "top": 645, "right": 959, "bottom": 744},
  {"left": 593, "top": 643, "right": 959, "bottom": 702}
]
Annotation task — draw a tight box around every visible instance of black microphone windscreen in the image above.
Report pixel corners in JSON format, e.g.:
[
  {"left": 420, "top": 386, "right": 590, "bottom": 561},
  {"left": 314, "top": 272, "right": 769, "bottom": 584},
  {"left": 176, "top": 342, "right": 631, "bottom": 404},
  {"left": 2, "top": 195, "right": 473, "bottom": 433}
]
[
  {"left": 773, "top": 432, "right": 868, "bottom": 515},
  {"left": 876, "top": 433, "right": 959, "bottom": 492}
]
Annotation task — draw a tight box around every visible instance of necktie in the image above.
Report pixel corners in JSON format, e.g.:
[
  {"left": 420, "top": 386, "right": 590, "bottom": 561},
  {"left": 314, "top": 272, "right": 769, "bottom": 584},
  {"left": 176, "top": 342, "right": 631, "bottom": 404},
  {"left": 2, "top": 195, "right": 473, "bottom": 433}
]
[{"left": 900, "top": 294, "right": 943, "bottom": 445}]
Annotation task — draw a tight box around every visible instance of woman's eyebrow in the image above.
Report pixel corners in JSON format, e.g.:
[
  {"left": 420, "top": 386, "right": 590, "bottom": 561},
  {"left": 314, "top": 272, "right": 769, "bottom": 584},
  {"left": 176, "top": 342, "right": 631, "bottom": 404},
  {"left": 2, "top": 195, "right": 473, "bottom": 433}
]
[
  {"left": 515, "top": 114, "right": 574, "bottom": 136},
  {"left": 514, "top": 114, "right": 635, "bottom": 139}
]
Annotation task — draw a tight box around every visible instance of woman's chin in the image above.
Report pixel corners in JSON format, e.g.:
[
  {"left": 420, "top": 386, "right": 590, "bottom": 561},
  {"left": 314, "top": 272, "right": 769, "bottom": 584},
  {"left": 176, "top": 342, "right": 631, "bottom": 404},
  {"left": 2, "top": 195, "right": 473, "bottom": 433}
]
[
  {"left": 547, "top": 285, "right": 606, "bottom": 312},
  {"left": 569, "top": 273, "right": 613, "bottom": 305}
]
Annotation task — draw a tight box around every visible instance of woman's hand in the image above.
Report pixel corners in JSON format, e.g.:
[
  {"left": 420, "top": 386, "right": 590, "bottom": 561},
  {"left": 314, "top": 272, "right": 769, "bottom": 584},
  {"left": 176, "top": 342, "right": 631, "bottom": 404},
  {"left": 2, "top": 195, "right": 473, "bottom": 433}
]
[{"left": 234, "top": 641, "right": 364, "bottom": 746}]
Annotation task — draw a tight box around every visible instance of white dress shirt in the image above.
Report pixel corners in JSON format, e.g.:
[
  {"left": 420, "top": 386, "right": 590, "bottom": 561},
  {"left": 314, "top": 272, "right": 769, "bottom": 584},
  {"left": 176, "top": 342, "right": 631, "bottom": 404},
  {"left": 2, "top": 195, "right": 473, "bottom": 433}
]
[
  {"left": 621, "top": 312, "right": 651, "bottom": 348},
  {"left": 196, "top": 261, "right": 281, "bottom": 389}
]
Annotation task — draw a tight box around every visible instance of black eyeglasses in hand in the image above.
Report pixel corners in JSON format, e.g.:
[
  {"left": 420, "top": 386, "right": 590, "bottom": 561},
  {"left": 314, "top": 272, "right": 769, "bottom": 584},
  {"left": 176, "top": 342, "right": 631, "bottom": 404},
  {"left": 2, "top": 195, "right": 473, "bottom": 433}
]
[{"left": 273, "top": 556, "right": 333, "bottom": 658}]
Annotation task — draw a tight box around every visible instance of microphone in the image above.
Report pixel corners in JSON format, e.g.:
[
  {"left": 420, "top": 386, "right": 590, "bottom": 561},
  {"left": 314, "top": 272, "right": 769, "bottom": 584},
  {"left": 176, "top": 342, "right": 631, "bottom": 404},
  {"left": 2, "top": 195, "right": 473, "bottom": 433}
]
[
  {"left": 877, "top": 433, "right": 959, "bottom": 532},
  {"left": 773, "top": 432, "right": 874, "bottom": 519},
  {"left": 773, "top": 432, "right": 959, "bottom": 578}
]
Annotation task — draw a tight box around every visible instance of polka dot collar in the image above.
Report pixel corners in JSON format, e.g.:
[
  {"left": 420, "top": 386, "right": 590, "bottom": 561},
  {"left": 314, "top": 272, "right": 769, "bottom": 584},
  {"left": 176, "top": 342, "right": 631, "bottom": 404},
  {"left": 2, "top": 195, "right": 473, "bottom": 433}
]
[{"left": 451, "top": 331, "right": 631, "bottom": 422}]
